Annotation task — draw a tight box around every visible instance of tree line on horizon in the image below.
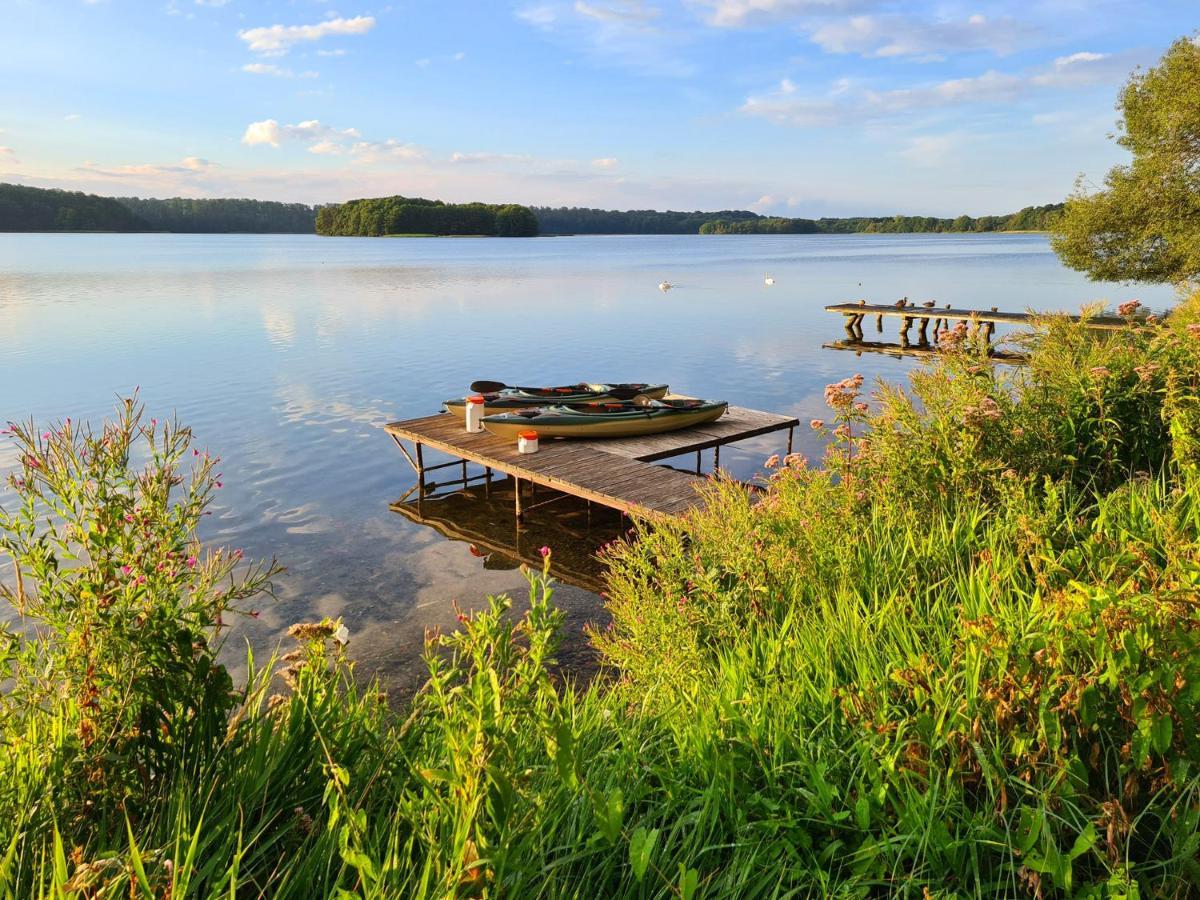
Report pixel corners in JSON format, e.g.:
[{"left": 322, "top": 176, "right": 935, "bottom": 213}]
[
  {"left": 314, "top": 195, "right": 540, "bottom": 236},
  {"left": 0, "top": 181, "right": 1063, "bottom": 237}
]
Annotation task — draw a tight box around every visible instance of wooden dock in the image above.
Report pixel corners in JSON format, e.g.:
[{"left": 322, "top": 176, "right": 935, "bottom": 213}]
[
  {"left": 383, "top": 404, "right": 798, "bottom": 521},
  {"left": 826, "top": 302, "right": 1139, "bottom": 350}
]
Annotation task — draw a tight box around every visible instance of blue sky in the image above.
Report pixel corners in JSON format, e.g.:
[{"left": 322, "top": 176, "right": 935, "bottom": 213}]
[{"left": 0, "top": 0, "right": 1194, "bottom": 215}]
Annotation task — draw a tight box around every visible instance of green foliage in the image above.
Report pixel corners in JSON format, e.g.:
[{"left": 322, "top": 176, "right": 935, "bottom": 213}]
[
  {"left": 1052, "top": 35, "right": 1200, "bottom": 283},
  {"left": 0, "top": 183, "right": 148, "bottom": 232},
  {"left": 538, "top": 204, "right": 1063, "bottom": 236},
  {"left": 8, "top": 299, "right": 1200, "bottom": 895},
  {"left": 116, "top": 196, "right": 317, "bottom": 233},
  {"left": 317, "top": 195, "right": 539, "bottom": 237}
]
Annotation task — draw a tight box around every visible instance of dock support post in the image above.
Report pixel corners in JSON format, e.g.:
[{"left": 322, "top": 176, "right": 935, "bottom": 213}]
[
  {"left": 843, "top": 314, "right": 856, "bottom": 338},
  {"left": 786, "top": 427, "right": 794, "bottom": 455},
  {"left": 853, "top": 314, "right": 864, "bottom": 341},
  {"left": 899, "top": 316, "right": 913, "bottom": 347},
  {"left": 484, "top": 466, "right": 492, "bottom": 497},
  {"left": 415, "top": 443, "right": 426, "bottom": 498},
  {"left": 696, "top": 449, "right": 702, "bottom": 474},
  {"left": 875, "top": 314, "right": 883, "bottom": 333},
  {"left": 514, "top": 477, "right": 523, "bottom": 523},
  {"left": 714, "top": 444, "right": 720, "bottom": 472},
  {"left": 917, "top": 317, "right": 929, "bottom": 346}
]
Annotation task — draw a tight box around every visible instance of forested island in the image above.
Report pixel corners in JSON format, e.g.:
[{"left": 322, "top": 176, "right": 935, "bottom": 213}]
[
  {"left": 315, "top": 195, "right": 539, "bottom": 236},
  {"left": 2, "top": 181, "right": 1062, "bottom": 237}
]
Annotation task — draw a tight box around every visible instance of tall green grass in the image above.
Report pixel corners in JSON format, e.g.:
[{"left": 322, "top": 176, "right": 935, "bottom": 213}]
[{"left": 4, "top": 298, "right": 1200, "bottom": 896}]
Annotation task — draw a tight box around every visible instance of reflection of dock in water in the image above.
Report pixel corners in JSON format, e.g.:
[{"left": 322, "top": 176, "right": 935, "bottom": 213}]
[
  {"left": 823, "top": 339, "right": 1028, "bottom": 364},
  {"left": 390, "top": 480, "right": 623, "bottom": 594}
]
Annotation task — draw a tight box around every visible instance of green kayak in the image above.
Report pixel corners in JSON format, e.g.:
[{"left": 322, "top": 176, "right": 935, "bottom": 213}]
[
  {"left": 481, "top": 397, "right": 728, "bottom": 440},
  {"left": 444, "top": 382, "right": 669, "bottom": 419}
]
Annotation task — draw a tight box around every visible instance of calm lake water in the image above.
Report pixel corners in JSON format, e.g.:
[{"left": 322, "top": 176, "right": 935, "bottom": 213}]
[{"left": 0, "top": 233, "right": 1177, "bottom": 692}]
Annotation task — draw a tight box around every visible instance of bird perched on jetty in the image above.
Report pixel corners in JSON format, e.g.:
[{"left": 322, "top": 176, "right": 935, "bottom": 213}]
[
  {"left": 856, "top": 299, "right": 867, "bottom": 306},
  {"left": 764, "top": 274, "right": 775, "bottom": 286},
  {"left": 894, "top": 298, "right": 907, "bottom": 309},
  {"left": 659, "top": 281, "right": 673, "bottom": 292},
  {"left": 922, "top": 300, "right": 936, "bottom": 308}
]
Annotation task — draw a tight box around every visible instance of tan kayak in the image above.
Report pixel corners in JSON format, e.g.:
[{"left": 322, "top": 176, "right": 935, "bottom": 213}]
[{"left": 481, "top": 398, "right": 727, "bottom": 440}]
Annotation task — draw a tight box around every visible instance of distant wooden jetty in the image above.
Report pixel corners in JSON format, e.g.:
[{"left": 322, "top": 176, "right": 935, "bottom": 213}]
[
  {"left": 383, "top": 403, "right": 798, "bottom": 521},
  {"left": 826, "top": 302, "right": 1135, "bottom": 351}
]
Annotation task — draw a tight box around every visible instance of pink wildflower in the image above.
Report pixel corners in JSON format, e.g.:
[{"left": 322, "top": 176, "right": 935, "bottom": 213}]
[
  {"left": 136, "top": 575, "right": 146, "bottom": 585},
  {"left": 783, "top": 453, "right": 808, "bottom": 469},
  {"left": 121, "top": 565, "right": 132, "bottom": 576},
  {"left": 186, "top": 556, "right": 198, "bottom": 568},
  {"left": 1116, "top": 299, "right": 1142, "bottom": 317},
  {"left": 1189, "top": 323, "right": 1200, "bottom": 337},
  {"left": 764, "top": 454, "right": 780, "bottom": 469},
  {"left": 854, "top": 402, "right": 869, "bottom": 413},
  {"left": 1089, "top": 366, "right": 1111, "bottom": 379},
  {"left": 810, "top": 419, "right": 824, "bottom": 430},
  {"left": 539, "top": 545, "right": 551, "bottom": 558}
]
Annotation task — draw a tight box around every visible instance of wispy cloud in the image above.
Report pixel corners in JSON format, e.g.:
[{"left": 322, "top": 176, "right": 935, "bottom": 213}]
[
  {"left": 242, "top": 63, "right": 318, "bottom": 78},
  {"left": 517, "top": 1, "right": 695, "bottom": 76},
  {"left": 75, "top": 156, "right": 216, "bottom": 178},
  {"left": 238, "top": 15, "right": 375, "bottom": 55},
  {"left": 810, "top": 14, "right": 1036, "bottom": 60},
  {"left": 741, "top": 50, "right": 1142, "bottom": 126},
  {"left": 0, "top": 146, "right": 19, "bottom": 165},
  {"left": 690, "top": 0, "right": 867, "bottom": 28}
]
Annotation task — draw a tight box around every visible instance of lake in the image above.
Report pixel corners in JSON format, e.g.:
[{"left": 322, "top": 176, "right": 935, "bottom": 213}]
[{"left": 0, "top": 232, "right": 1175, "bottom": 693}]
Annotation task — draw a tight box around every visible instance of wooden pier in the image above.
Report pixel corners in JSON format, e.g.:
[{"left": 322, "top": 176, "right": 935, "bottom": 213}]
[
  {"left": 826, "top": 302, "right": 1137, "bottom": 351},
  {"left": 383, "top": 403, "right": 798, "bottom": 521}
]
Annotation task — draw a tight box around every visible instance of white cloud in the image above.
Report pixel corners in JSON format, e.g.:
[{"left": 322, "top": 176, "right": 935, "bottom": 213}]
[
  {"left": 414, "top": 58, "right": 431, "bottom": 67},
  {"left": 591, "top": 157, "right": 619, "bottom": 168},
  {"left": 0, "top": 146, "right": 19, "bottom": 165},
  {"left": 1031, "top": 51, "right": 1126, "bottom": 87},
  {"left": 242, "top": 63, "right": 318, "bottom": 78},
  {"left": 749, "top": 193, "right": 776, "bottom": 211},
  {"left": 453, "top": 51, "right": 466, "bottom": 60},
  {"left": 450, "top": 151, "right": 534, "bottom": 165},
  {"left": 241, "top": 119, "right": 360, "bottom": 148},
  {"left": 242, "top": 118, "right": 423, "bottom": 163},
  {"left": 64, "top": 113, "right": 81, "bottom": 121},
  {"left": 195, "top": 0, "right": 231, "bottom": 6},
  {"left": 237, "top": 15, "right": 375, "bottom": 55},
  {"left": 316, "top": 48, "right": 347, "bottom": 57},
  {"left": 810, "top": 14, "right": 1035, "bottom": 60}
]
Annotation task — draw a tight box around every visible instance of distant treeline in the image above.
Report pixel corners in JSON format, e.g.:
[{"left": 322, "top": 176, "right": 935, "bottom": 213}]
[
  {"left": 0, "top": 182, "right": 1063, "bottom": 237},
  {"left": 699, "top": 204, "right": 1065, "bottom": 235},
  {"left": 540, "top": 204, "right": 1064, "bottom": 235},
  {"left": 0, "top": 183, "right": 149, "bottom": 232},
  {"left": 316, "top": 196, "right": 539, "bottom": 236},
  {"left": 117, "top": 197, "right": 316, "bottom": 233},
  {"left": 533, "top": 207, "right": 764, "bottom": 235}
]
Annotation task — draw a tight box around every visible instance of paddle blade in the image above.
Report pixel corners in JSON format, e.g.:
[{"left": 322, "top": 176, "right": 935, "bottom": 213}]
[{"left": 470, "top": 380, "right": 507, "bottom": 393}]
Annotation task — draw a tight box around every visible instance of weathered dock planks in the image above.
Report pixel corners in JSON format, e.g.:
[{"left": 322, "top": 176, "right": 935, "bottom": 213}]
[{"left": 383, "top": 404, "right": 798, "bottom": 521}]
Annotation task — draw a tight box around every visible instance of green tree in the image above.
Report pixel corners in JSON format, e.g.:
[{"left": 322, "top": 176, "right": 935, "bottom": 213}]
[{"left": 1051, "top": 36, "right": 1200, "bottom": 283}]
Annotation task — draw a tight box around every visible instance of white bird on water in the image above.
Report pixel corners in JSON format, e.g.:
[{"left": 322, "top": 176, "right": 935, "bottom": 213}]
[
  {"left": 659, "top": 281, "right": 673, "bottom": 292},
  {"left": 764, "top": 274, "right": 775, "bottom": 286}
]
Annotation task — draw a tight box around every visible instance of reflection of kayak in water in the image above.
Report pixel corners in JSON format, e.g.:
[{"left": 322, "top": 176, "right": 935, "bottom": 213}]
[
  {"left": 482, "top": 398, "right": 728, "bottom": 440},
  {"left": 444, "top": 382, "right": 669, "bottom": 418}
]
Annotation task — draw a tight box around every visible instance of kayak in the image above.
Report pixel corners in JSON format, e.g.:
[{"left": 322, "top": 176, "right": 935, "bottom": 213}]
[
  {"left": 481, "top": 397, "right": 728, "bottom": 440},
  {"left": 444, "top": 382, "right": 669, "bottom": 418}
]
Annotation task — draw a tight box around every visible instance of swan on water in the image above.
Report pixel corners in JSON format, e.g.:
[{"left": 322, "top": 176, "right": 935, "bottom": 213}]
[
  {"left": 764, "top": 274, "right": 775, "bottom": 286},
  {"left": 659, "top": 281, "right": 673, "bottom": 292}
]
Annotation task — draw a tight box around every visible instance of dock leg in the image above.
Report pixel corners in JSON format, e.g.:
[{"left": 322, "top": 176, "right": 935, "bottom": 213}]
[
  {"left": 875, "top": 314, "right": 883, "bottom": 333},
  {"left": 900, "top": 316, "right": 913, "bottom": 347},
  {"left": 917, "top": 317, "right": 929, "bottom": 346},
  {"left": 983, "top": 321, "right": 995, "bottom": 349},
  {"left": 714, "top": 444, "right": 720, "bottom": 472},
  {"left": 416, "top": 442, "right": 426, "bottom": 499},
  {"left": 461, "top": 460, "right": 468, "bottom": 484},
  {"left": 852, "top": 314, "right": 865, "bottom": 341},
  {"left": 696, "top": 449, "right": 702, "bottom": 474},
  {"left": 843, "top": 314, "right": 856, "bottom": 339},
  {"left": 484, "top": 466, "right": 492, "bottom": 497},
  {"left": 786, "top": 427, "right": 794, "bottom": 455},
  {"left": 514, "top": 477, "right": 523, "bottom": 523}
]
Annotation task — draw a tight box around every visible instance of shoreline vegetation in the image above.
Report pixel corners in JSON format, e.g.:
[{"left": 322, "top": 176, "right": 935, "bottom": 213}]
[{"left": 0, "top": 181, "right": 1062, "bottom": 238}]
